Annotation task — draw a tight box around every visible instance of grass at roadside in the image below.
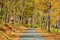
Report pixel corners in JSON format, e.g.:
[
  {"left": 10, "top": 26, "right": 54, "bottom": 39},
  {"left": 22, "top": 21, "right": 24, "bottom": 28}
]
[{"left": 51, "top": 27, "right": 60, "bottom": 33}]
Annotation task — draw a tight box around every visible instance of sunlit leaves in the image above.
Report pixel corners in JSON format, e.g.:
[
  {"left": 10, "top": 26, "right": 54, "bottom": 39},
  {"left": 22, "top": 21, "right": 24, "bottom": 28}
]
[{"left": 0, "top": 0, "right": 60, "bottom": 27}]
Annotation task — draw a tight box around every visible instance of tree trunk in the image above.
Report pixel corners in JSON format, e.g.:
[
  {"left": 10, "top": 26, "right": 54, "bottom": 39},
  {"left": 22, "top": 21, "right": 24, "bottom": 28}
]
[{"left": 48, "top": 15, "right": 51, "bottom": 32}]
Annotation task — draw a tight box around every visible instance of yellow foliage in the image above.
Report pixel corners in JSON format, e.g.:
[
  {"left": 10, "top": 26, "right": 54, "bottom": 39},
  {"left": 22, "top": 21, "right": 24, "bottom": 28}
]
[{"left": 35, "top": 0, "right": 39, "bottom": 3}]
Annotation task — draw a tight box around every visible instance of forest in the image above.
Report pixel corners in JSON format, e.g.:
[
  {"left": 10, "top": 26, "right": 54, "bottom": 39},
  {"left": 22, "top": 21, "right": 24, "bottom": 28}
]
[{"left": 0, "top": 0, "right": 60, "bottom": 40}]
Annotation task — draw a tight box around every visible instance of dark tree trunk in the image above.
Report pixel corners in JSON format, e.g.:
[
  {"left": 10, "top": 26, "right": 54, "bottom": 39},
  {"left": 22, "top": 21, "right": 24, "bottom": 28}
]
[{"left": 48, "top": 15, "right": 51, "bottom": 32}]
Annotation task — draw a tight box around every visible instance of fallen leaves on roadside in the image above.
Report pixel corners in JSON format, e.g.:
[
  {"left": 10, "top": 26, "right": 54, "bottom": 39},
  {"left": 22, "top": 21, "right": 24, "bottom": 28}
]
[
  {"left": 0, "top": 24, "right": 27, "bottom": 40},
  {"left": 35, "top": 28, "right": 60, "bottom": 40}
]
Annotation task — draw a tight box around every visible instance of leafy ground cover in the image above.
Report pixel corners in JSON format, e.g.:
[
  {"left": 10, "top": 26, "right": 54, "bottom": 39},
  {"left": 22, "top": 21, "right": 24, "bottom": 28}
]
[
  {"left": 35, "top": 28, "right": 60, "bottom": 40},
  {"left": 0, "top": 24, "right": 27, "bottom": 40}
]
